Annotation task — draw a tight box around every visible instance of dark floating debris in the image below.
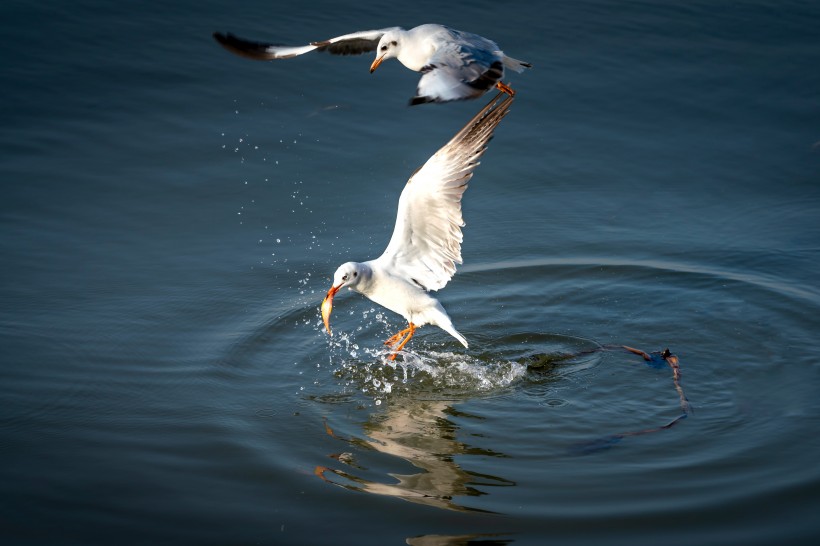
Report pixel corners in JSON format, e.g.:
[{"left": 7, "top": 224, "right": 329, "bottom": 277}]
[{"left": 567, "top": 344, "right": 692, "bottom": 454}]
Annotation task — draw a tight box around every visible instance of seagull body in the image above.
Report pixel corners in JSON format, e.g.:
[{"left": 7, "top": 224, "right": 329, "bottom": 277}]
[
  {"left": 213, "top": 24, "right": 531, "bottom": 104},
  {"left": 321, "top": 93, "right": 513, "bottom": 358}
]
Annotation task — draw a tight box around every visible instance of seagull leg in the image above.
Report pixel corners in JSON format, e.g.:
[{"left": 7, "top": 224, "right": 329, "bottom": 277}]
[
  {"left": 385, "top": 323, "right": 416, "bottom": 361},
  {"left": 495, "top": 81, "right": 516, "bottom": 96},
  {"left": 383, "top": 328, "right": 410, "bottom": 347}
]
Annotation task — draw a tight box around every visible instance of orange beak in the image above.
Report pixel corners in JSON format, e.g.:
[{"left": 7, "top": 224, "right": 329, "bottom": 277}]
[
  {"left": 369, "top": 54, "right": 386, "bottom": 73},
  {"left": 321, "top": 285, "right": 340, "bottom": 335}
]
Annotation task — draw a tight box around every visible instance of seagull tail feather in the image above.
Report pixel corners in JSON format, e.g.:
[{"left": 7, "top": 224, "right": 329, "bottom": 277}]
[
  {"left": 503, "top": 55, "right": 532, "bottom": 73},
  {"left": 443, "top": 324, "right": 469, "bottom": 349}
]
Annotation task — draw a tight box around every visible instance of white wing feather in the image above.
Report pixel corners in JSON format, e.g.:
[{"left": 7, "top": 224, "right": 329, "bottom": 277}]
[
  {"left": 412, "top": 40, "right": 505, "bottom": 103},
  {"left": 375, "top": 93, "right": 513, "bottom": 291}
]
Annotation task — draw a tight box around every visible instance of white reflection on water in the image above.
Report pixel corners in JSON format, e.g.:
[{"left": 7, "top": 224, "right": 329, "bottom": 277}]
[{"left": 316, "top": 394, "right": 513, "bottom": 513}]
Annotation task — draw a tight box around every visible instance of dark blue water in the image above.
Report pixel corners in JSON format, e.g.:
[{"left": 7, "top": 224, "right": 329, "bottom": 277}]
[{"left": 2, "top": 1, "right": 820, "bottom": 544}]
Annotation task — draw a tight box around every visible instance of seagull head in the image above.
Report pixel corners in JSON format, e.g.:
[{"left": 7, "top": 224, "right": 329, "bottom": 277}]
[
  {"left": 321, "top": 262, "right": 365, "bottom": 335},
  {"left": 370, "top": 31, "right": 401, "bottom": 73}
]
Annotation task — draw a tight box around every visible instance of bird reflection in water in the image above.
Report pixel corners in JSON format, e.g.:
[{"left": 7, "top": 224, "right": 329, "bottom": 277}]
[{"left": 315, "top": 396, "right": 513, "bottom": 513}]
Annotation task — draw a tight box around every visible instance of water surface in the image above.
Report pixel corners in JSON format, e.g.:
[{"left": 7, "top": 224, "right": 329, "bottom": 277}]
[{"left": 2, "top": 1, "right": 820, "bottom": 544}]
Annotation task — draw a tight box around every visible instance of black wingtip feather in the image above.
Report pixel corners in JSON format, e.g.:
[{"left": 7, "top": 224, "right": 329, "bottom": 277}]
[
  {"left": 213, "top": 31, "right": 276, "bottom": 60},
  {"left": 409, "top": 96, "right": 435, "bottom": 106}
]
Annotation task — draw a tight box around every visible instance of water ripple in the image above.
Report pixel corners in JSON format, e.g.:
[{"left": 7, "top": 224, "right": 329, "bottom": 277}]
[{"left": 461, "top": 256, "right": 820, "bottom": 305}]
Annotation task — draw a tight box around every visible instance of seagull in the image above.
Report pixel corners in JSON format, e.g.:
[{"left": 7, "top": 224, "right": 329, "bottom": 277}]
[
  {"left": 321, "top": 92, "right": 513, "bottom": 360},
  {"left": 213, "top": 24, "right": 531, "bottom": 104}
]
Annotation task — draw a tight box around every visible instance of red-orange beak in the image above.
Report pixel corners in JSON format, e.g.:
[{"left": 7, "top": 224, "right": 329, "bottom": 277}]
[
  {"left": 369, "top": 54, "right": 386, "bottom": 73},
  {"left": 321, "top": 285, "right": 341, "bottom": 335}
]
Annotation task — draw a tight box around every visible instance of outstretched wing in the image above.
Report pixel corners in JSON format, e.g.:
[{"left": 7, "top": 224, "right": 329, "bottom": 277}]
[
  {"left": 374, "top": 93, "right": 513, "bottom": 291},
  {"left": 213, "top": 29, "right": 398, "bottom": 60}
]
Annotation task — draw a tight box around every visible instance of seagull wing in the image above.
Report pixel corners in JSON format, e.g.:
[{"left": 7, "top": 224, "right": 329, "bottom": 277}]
[
  {"left": 374, "top": 93, "right": 513, "bottom": 291},
  {"left": 213, "top": 29, "right": 399, "bottom": 60},
  {"left": 410, "top": 43, "right": 505, "bottom": 104}
]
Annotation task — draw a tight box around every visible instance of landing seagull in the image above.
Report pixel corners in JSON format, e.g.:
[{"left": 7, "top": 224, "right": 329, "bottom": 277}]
[
  {"left": 321, "top": 93, "right": 513, "bottom": 360},
  {"left": 213, "top": 24, "right": 531, "bottom": 104}
]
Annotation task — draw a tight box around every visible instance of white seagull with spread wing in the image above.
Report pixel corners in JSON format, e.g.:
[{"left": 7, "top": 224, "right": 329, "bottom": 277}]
[
  {"left": 214, "top": 24, "right": 530, "bottom": 104},
  {"left": 321, "top": 93, "right": 513, "bottom": 359}
]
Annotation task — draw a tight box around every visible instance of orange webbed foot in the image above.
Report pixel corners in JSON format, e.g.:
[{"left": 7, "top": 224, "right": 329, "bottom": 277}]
[{"left": 384, "top": 323, "right": 416, "bottom": 360}]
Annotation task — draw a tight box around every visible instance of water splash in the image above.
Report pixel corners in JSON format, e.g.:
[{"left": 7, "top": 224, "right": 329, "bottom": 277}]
[
  {"left": 330, "top": 344, "right": 528, "bottom": 403},
  {"left": 313, "top": 313, "right": 603, "bottom": 404}
]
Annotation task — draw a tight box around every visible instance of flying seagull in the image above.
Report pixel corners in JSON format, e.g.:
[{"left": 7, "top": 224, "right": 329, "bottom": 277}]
[
  {"left": 321, "top": 92, "right": 513, "bottom": 359},
  {"left": 213, "top": 24, "right": 531, "bottom": 104}
]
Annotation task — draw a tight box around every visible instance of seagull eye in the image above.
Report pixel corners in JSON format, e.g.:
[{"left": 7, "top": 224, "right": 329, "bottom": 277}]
[
  {"left": 353, "top": 272, "right": 358, "bottom": 277},
  {"left": 380, "top": 45, "right": 387, "bottom": 51},
  {"left": 342, "top": 274, "right": 349, "bottom": 282}
]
